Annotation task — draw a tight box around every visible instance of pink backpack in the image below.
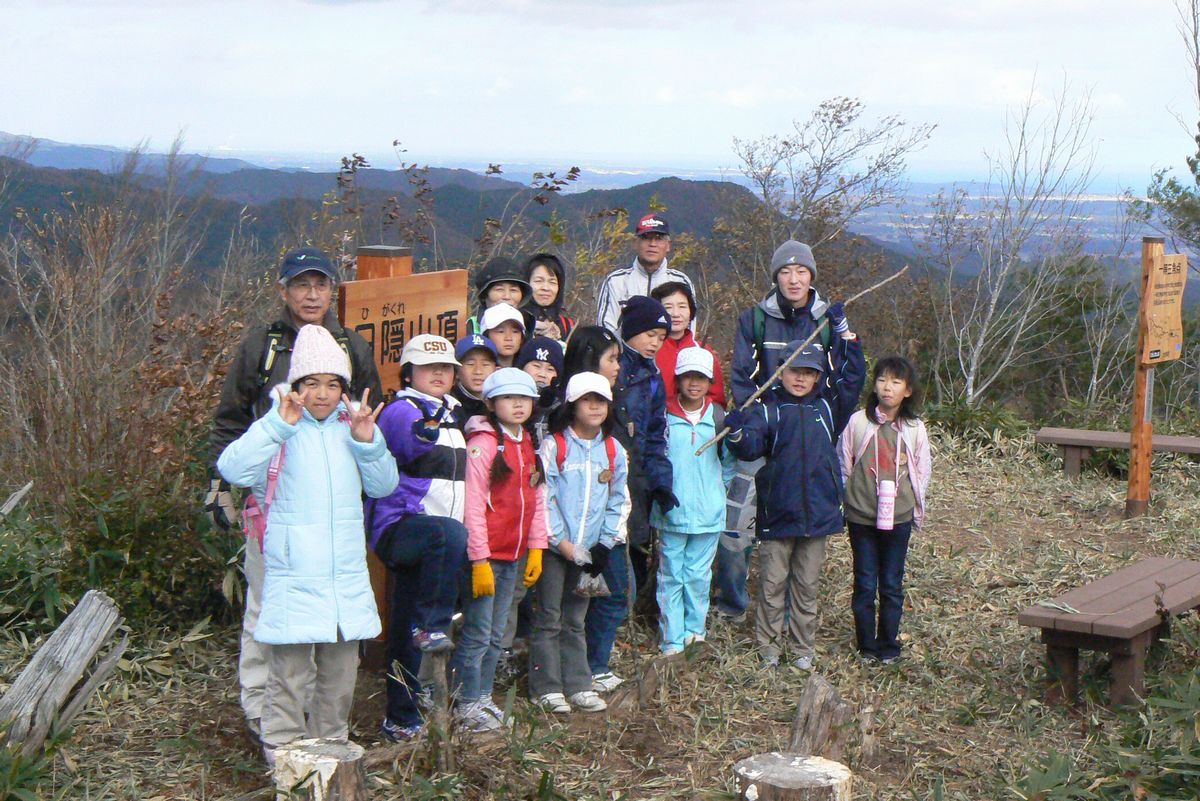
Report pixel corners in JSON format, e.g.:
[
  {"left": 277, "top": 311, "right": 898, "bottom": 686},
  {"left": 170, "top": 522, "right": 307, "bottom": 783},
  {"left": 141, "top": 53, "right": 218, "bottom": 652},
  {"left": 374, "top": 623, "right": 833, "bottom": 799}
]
[{"left": 240, "top": 446, "right": 285, "bottom": 552}]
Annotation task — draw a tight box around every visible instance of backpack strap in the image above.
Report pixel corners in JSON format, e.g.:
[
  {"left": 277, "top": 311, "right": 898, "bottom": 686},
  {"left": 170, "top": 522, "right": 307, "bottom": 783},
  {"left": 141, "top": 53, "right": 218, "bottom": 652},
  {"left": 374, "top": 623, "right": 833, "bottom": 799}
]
[
  {"left": 604, "top": 435, "right": 617, "bottom": 473},
  {"left": 752, "top": 306, "right": 766, "bottom": 377},
  {"left": 710, "top": 403, "right": 727, "bottom": 460},
  {"left": 258, "top": 324, "right": 289, "bottom": 389},
  {"left": 554, "top": 431, "right": 568, "bottom": 472}
]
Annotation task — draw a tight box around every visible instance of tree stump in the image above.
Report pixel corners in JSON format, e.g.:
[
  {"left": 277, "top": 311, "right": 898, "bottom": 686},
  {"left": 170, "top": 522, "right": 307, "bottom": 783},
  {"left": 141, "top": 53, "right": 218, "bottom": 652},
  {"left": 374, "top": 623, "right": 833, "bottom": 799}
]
[
  {"left": 0, "top": 589, "right": 126, "bottom": 757},
  {"left": 732, "top": 752, "right": 852, "bottom": 801},
  {"left": 274, "top": 738, "right": 367, "bottom": 801},
  {"left": 789, "top": 672, "right": 853, "bottom": 761}
]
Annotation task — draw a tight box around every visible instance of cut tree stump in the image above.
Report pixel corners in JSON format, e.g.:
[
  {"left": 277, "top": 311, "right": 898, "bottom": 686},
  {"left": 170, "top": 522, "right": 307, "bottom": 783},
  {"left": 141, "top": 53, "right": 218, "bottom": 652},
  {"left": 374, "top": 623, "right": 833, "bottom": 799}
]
[
  {"left": 0, "top": 589, "right": 126, "bottom": 757},
  {"left": 274, "top": 738, "right": 368, "bottom": 801},
  {"left": 732, "top": 752, "right": 852, "bottom": 801},
  {"left": 789, "top": 672, "right": 853, "bottom": 761}
]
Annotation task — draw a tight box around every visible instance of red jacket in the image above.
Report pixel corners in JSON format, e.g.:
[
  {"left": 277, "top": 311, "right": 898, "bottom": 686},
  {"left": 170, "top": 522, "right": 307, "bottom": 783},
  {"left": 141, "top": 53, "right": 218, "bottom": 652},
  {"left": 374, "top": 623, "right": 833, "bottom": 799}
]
[
  {"left": 464, "top": 419, "right": 549, "bottom": 562},
  {"left": 655, "top": 330, "right": 726, "bottom": 407}
]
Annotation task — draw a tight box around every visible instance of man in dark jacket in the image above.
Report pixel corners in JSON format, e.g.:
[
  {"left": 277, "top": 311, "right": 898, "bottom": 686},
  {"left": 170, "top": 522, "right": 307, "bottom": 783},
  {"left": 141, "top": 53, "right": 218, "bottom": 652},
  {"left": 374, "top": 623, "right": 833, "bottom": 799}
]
[
  {"left": 715, "top": 240, "right": 851, "bottom": 621},
  {"left": 206, "top": 246, "right": 381, "bottom": 743},
  {"left": 585, "top": 295, "right": 677, "bottom": 693}
]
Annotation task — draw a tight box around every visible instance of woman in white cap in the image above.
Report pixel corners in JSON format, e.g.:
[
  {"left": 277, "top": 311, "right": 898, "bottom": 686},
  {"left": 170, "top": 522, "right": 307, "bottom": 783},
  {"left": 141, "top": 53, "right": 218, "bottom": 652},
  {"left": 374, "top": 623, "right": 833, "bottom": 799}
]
[{"left": 217, "top": 324, "right": 398, "bottom": 765}]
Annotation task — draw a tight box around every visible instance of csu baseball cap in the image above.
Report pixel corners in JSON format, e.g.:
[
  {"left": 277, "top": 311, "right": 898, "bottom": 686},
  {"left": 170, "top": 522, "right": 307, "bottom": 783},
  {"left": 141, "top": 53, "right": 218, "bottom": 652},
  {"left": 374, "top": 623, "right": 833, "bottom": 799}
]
[
  {"left": 634, "top": 213, "right": 670, "bottom": 237},
  {"left": 279, "top": 247, "right": 337, "bottom": 284},
  {"left": 400, "top": 334, "right": 461, "bottom": 367}
]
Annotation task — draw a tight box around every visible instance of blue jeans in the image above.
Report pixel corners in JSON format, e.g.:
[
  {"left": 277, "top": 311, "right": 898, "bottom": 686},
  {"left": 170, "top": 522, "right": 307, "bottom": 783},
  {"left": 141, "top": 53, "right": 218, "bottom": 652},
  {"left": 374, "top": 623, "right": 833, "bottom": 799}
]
[
  {"left": 657, "top": 531, "right": 720, "bottom": 652},
  {"left": 451, "top": 559, "right": 519, "bottom": 702},
  {"left": 714, "top": 531, "right": 753, "bottom": 617},
  {"left": 380, "top": 515, "right": 468, "bottom": 726},
  {"left": 585, "top": 543, "right": 631, "bottom": 675},
  {"left": 847, "top": 521, "right": 913, "bottom": 660}
]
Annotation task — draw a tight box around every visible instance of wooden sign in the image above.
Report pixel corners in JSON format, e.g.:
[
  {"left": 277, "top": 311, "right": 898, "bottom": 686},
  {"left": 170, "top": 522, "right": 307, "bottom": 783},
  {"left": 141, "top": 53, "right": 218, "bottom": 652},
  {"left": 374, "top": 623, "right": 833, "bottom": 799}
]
[
  {"left": 356, "top": 245, "right": 413, "bottom": 281},
  {"left": 338, "top": 269, "right": 469, "bottom": 397},
  {"left": 1141, "top": 252, "right": 1188, "bottom": 364}
]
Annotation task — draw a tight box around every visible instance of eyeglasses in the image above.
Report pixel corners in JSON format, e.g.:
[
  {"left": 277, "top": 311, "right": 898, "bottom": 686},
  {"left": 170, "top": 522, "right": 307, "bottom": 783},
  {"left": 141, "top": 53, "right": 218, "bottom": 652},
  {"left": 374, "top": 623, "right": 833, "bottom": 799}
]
[{"left": 287, "top": 279, "right": 333, "bottom": 296}]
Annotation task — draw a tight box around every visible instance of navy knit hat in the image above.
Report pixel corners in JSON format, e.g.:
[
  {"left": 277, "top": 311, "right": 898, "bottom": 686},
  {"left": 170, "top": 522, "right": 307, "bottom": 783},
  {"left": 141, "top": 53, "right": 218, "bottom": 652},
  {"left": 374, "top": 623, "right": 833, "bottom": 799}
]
[
  {"left": 620, "top": 295, "right": 671, "bottom": 341},
  {"left": 516, "top": 336, "right": 564, "bottom": 375}
]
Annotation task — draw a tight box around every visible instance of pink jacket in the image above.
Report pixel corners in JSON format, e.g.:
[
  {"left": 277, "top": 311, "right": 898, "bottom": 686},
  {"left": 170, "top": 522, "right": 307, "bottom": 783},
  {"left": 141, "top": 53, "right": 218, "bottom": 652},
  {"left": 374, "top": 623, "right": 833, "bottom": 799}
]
[
  {"left": 464, "top": 417, "right": 549, "bottom": 562},
  {"left": 839, "top": 409, "right": 931, "bottom": 530}
]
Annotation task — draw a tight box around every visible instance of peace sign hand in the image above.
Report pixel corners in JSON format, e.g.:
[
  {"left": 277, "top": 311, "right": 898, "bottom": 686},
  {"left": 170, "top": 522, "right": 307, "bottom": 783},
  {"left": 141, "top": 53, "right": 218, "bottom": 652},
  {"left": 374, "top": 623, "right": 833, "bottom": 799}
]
[
  {"left": 344, "top": 388, "right": 384, "bottom": 443},
  {"left": 278, "top": 387, "right": 308, "bottom": 425}
]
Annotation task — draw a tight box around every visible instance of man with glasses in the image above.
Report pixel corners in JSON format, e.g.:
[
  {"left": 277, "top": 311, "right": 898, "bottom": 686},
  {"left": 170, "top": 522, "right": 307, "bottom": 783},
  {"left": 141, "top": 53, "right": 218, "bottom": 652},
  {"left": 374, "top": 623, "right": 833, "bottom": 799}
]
[
  {"left": 206, "top": 246, "right": 381, "bottom": 747},
  {"left": 596, "top": 213, "right": 695, "bottom": 333}
]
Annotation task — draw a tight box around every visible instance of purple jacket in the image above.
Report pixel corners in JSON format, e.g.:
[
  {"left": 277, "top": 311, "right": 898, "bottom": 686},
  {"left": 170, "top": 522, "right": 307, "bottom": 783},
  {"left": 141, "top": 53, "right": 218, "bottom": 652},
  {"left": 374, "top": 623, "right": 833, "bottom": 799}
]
[{"left": 366, "top": 389, "right": 466, "bottom": 548}]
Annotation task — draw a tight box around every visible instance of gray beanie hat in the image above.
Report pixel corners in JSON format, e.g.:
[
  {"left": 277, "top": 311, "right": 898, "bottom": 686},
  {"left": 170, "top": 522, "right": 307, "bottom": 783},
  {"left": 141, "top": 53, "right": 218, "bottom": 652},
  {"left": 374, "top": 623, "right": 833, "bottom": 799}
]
[{"left": 770, "top": 240, "right": 817, "bottom": 282}]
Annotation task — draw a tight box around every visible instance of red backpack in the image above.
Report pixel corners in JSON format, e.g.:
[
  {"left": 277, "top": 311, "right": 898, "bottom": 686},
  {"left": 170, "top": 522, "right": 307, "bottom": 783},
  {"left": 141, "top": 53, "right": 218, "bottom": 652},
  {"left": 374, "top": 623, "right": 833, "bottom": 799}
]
[{"left": 552, "top": 431, "right": 617, "bottom": 476}]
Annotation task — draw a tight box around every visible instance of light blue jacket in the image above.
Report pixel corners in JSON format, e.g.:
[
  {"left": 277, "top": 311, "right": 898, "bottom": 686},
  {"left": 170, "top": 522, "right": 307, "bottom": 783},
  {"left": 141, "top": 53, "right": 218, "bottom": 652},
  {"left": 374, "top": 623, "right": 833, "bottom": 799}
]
[
  {"left": 651, "top": 400, "right": 736, "bottom": 535},
  {"left": 539, "top": 428, "right": 632, "bottom": 555},
  {"left": 217, "top": 398, "right": 399, "bottom": 645}
]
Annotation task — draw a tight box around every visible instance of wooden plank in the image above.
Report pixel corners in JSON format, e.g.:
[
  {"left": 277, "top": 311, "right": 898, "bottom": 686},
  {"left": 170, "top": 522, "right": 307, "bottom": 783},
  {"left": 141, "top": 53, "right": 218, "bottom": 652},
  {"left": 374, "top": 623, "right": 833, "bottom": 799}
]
[
  {"left": 1054, "top": 561, "right": 1200, "bottom": 635},
  {"left": 1035, "top": 427, "right": 1200, "bottom": 454},
  {"left": 1091, "top": 572, "right": 1200, "bottom": 638},
  {"left": 1041, "top": 628, "right": 1135, "bottom": 655},
  {"left": 1017, "top": 558, "right": 1181, "bottom": 633},
  {"left": 1110, "top": 631, "right": 1153, "bottom": 705}
]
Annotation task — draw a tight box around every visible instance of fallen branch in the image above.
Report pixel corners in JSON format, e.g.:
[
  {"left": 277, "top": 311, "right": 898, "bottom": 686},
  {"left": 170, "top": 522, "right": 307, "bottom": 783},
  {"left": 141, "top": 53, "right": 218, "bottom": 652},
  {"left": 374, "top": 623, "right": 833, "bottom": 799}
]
[
  {"left": 0, "top": 590, "right": 125, "bottom": 757},
  {"left": 0, "top": 481, "right": 33, "bottom": 515},
  {"left": 697, "top": 265, "right": 910, "bottom": 455}
]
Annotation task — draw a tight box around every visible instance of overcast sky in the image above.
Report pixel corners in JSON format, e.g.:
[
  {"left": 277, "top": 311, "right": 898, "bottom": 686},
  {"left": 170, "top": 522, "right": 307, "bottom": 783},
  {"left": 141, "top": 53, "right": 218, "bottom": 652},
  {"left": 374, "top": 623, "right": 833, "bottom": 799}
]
[{"left": 3, "top": 0, "right": 1194, "bottom": 188}]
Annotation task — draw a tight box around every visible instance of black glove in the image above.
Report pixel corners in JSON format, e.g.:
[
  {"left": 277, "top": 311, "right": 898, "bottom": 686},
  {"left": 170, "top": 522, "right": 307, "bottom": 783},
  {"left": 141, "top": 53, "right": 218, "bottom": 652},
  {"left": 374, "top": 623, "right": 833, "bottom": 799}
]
[
  {"left": 538, "top": 385, "right": 558, "bottom": 409},
  {"left": 651, "top": 487, "right": 680, "bottom": 514},
  {"left": 204, "top": 477, "right": 235, "bottom": 531},
  {"left": 724, "top": 408, "right": 746, "bottom": 433},
  {"left": 411, "top": 400, "right": 447, "bottom": 442},
  {"left": 827, "top": 302, "right": 849, "bottom": 335},
  {"left": 584, "top": 543, "right": 611, "bottom": 576}
]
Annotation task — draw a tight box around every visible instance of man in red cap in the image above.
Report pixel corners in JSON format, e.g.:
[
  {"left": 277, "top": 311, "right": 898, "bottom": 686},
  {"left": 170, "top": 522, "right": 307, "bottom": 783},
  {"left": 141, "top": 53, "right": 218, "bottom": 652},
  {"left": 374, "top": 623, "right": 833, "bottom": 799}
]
[{"left": 595, "top": 212, "right": 695, "bottom": 333}]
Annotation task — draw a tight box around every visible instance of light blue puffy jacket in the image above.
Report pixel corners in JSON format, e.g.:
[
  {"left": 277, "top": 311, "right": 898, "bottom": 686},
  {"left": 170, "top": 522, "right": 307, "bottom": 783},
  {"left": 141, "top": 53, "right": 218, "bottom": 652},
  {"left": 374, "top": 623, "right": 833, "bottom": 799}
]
[
  {"left": 217, "top": 399, "right": 399, "bottom": 645},
  {"left": 650, "top": 400, "right": 736, "bottom": 535},
  {"left": 539, "top": 428, "right": 632, "bottom": 554}
]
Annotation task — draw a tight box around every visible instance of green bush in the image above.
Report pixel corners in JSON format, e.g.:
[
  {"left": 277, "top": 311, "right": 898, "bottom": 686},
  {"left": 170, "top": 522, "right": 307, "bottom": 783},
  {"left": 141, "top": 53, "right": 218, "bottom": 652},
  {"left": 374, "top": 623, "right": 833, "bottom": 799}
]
[{"left": 925, "top": 399, "right": 1031, "bottom": 443}]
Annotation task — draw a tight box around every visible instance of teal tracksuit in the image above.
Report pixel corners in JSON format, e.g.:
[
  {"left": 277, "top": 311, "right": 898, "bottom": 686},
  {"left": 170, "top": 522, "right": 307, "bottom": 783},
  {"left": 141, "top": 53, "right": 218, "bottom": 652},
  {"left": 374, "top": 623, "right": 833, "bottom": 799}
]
[{"left": 651, "top": 399, "right": 735, "bottom": 652}]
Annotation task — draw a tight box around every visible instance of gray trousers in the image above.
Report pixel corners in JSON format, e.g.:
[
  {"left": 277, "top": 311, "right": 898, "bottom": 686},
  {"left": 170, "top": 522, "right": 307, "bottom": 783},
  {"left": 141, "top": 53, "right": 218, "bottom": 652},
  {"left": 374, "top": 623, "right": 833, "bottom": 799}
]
[
  {"left": 528, "top": 551, "right": 591, "bottom": 697},
  {"left": 502, "top": 552, "right": 529, "bottom": 649},
  {"left": 755, "top": 536, "right": 828, "bottom": 659},
  {"left": 240, "top": 538, "right": 268, "bottom": 721},
  {"left": 262, "top": 639, "right": 359, "bottom": 749}
]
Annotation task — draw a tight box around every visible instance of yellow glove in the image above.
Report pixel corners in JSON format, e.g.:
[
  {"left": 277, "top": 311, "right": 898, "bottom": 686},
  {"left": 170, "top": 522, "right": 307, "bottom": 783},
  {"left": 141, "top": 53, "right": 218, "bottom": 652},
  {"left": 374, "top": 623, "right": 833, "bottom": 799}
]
[
  {"left": 471, "top": 561, "right": 495, "bottom": 598},
  {"left": 523, "top": 549, "right": 543, "bottom": 588}
]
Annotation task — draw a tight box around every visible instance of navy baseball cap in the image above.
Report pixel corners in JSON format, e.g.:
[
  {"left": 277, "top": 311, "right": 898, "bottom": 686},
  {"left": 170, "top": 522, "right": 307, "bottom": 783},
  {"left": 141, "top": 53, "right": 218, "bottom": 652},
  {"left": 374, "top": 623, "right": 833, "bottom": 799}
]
[
  {"left": 635, "top": 213, "right": 670, "bottom": 237},
  {"left": 455, "top": 333, "right": 499, "bottom": 362},
  {"left": 279, "top": 247, "right": 337, "bottom": 284},
  {"left": 783, "top": 339, "right": 827, "bottom": 373}
]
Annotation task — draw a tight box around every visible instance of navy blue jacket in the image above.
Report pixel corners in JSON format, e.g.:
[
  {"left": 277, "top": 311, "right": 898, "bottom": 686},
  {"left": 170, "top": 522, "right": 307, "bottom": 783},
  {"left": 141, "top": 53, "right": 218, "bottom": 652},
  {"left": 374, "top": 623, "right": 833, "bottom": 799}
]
[
  {"left": 728, "top": 335, "right": 865, "bottom": 540},
  {"left": 731, "top": 287, "right": 832, "bottom": 406},
  {"left": 615, "top": 343, "right": 673, "bottom": 498}
]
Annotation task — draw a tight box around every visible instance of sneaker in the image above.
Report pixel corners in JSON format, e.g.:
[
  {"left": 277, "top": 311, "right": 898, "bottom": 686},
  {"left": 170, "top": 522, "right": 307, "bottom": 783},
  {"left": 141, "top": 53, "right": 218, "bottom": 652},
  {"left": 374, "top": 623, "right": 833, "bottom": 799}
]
[
  {"left": 762, "top": 651, "right": 780, "bottom": 668},
  {"left": 536, "top": 692, "right": 571, "bottom": 713},
  {"left": 662, "top": 647, "right": 684, "bottom": 657},
  {"left": 478, "top": 695, "right": 507, "bottom": 723},
  {"left": 859, "top": 653, "right": 880, "bottom": 665},
  {"left": 715, "top": 609, "right": 747, "bottom": 624},
  {"left": 455, "top": 700, "right": 501, "bottom": 732},
  {"left": 880, "top": 654, "right": 903, "bottom": 666},
  {"left": 793, "top": 655, "right": 814, "bottom": 671},
  {"left": 415, "top": 688, "right": 435, "bottom": 712},
  {"left": 412, "top": 628, "right": 454, "bottom": 653},
  {"left": 683, "top": 633, "right": 706, "bottom": 646},
  {"left": 568, "top": 690, "right": 608, "bottom": 712},
  {"left": 380, "top": 717, "right": 425, "bottom": 743},
  {"left": 591, "top": 672, "right": 624, "bottom": 693}
]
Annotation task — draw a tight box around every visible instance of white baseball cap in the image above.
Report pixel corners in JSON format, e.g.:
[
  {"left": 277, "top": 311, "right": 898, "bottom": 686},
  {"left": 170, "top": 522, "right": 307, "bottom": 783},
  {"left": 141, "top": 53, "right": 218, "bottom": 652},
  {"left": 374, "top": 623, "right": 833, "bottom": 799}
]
[
  {"left": 564, "top": 372, "right": 613, "bottom": 402},
  {"left": 674, "top": 346, "right": 714, "bottom": 379},
  {"left": 479, "top": 302, "right": 526, "bottom": 334},
  {"left": 400, "top": 334, "right": 461, "bottom": 367}
]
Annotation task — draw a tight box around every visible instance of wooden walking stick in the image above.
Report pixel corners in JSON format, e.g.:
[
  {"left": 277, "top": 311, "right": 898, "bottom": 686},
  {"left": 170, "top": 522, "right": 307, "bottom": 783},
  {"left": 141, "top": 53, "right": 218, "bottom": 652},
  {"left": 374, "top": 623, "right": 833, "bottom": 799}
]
[{"left": 696, "top": 265, "right": 910, "bottom": 455}]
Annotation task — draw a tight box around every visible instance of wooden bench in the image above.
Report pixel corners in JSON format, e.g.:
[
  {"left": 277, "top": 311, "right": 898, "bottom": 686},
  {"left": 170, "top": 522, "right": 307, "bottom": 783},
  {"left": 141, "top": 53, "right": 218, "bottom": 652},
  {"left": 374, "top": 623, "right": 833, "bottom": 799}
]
[
  {"left": 1035, "top": 427, "right": 1200, "bottom": 478},
  {"left": 1018, "top": 557, "right": 1200, "bottom": 706}
]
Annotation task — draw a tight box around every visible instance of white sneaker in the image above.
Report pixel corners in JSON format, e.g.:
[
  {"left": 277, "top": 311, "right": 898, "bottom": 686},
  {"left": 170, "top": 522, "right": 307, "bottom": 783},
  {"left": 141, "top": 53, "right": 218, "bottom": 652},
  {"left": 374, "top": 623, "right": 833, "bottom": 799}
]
[
  {"left": 684, "top": 633, "right": 706, "bottom": 646},
  {"left": 536, "top": 692, "right": 571, "bottom": 713},
  {"left": 591, "top": 671, "right": 624, "bottom": 693},
  {"left": 455, "top": 700, "right": 501, "bottom": 732},
  {"left": 567, "top": 690, "right": 608, "bottom": 712},
  {"left": 793, "top": 655, "right": 814, "bottom": 671},
  {"left": 662, "top": 647, "right": 684, "bottom": 657},
  {"left": 477, "top": 695, "right": 510, "bottom": 727}
]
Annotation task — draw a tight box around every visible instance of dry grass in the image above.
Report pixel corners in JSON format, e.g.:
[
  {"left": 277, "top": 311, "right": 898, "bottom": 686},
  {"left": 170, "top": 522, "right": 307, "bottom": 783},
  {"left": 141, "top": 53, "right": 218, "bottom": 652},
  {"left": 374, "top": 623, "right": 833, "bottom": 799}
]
[{"left": 5, "top": 429, "right": 1200, "bottom": 800}]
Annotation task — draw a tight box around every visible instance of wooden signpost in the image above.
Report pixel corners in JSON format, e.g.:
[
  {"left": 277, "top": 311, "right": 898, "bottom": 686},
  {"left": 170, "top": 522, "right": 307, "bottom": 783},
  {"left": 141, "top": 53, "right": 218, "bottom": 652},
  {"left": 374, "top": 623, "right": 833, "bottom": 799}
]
[
  {"left": 1126, "top": 236, "right": 1189, "bottom": 518},
  {"left": 338, "top": 245, "right": 470, "bottom": 665}
]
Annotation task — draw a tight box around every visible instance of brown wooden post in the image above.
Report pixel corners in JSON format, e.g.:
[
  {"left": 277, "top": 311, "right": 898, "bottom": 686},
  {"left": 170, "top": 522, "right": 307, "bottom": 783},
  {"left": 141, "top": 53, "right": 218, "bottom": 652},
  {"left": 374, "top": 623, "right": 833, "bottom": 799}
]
[
  {"left": 1125, "top": 237, "right": 1161, "bottom": 518},
  {"left": 355, "top": 245, "right": 413, "bottom": 280}
]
